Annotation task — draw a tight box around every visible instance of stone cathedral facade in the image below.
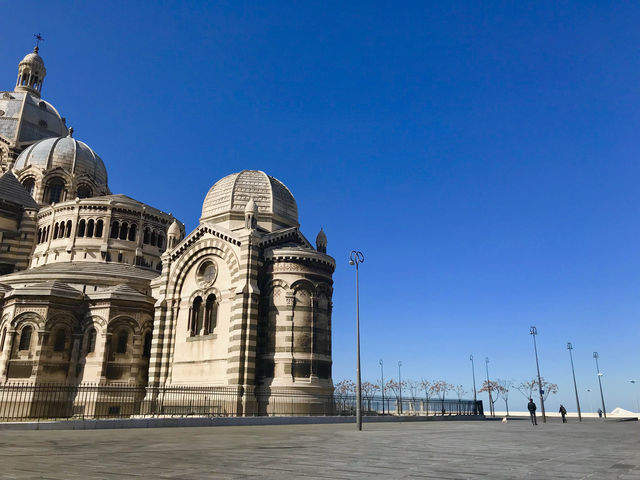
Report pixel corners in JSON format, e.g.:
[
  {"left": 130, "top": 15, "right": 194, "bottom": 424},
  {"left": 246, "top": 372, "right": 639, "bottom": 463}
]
[{"left": 0, "top": 46, "right": 334, "bottom": 414}]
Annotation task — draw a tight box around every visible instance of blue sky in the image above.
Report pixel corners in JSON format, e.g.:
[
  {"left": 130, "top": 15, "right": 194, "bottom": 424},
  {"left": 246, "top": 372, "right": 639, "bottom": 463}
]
[{"left": 3, "top": 1, "right": 640, "bottom": 413}]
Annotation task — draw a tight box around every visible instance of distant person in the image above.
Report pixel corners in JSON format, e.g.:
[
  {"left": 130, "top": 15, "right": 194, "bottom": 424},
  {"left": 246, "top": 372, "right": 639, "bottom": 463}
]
[
  {"left": 528, "top": 398, "right": 538, "bottom": 425},
  {"left": 597, "top": 408, "right": 603, "bottom": 418},
  {"left": 559, "top": 405, "right": 567, "bottom": 423}
]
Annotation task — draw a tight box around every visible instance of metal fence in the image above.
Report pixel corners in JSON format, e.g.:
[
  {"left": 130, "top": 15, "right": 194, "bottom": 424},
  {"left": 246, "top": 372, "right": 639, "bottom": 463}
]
[{"left": 0, "top": 383, "right": 483, "bottom": 421}]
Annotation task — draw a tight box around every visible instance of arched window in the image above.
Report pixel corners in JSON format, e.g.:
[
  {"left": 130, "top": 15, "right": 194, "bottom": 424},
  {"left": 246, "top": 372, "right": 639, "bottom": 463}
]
[
  {"left": 53, "top": 223, "right": 59, "bottom": 239},
  {"left": 143, "top": 228, "right": 150, "bottom": 244},
  {"left": 78, "top": 219, "right": 86, "bottom": 237},
  {"left": 87, "top": 219, "right": 95, "bottom": 238},
  {"left": 157, "top": 234, "right": 164, "bottom": 251},
  {"left": 116, "top": 331, "right": 128, "bottom": 354},
  {"left": 65, "top": 220, "right": 72, "bottom": 237},
  {"left": 205, "top": 294, "right": 217, "bottom": 335},
  {"left": 19, "top": 326, "right": 32, "bottom": 351},
  {"left": 110, "top": 221, "right": 119, "bottom": 239},
  {"left": 142, "top": 332, "right": 152, "bottom": 358},
  {"left": 128, "top": 223, "right": 137, "bottom": 242},
  {"left": 22, "top": 178, "right": 35, "bottom": 198},
  {"left": 86, "top": 328, "right": 96, "bottom": 353},
  {"left": 150, "top": 231, "right": 157, "bottom": 247},
  {"left": 95, "top": 220, "right": 104, "bottom": 238},
  {"left": 190, "top": 297, "right": 203, "bottom": 336},
  {"left": 53, "top": 328, "right": 66, "bottom": 352},
  {"left": 119, "top": 222, "right": 128, "bottom": 240},
  {"left": 45, "top": 225, "right": 50, "bottom": 241},
  {"left": 0, "top": 328, "right": 6, "bottom": 351},
  {"left": 46, "top": 177, "right": 65, "bottom": 204},
  {"left": 37, "top": 228, "right": 42, "bottom": 243},
  {"left": 77, "top": 185, "right": 92, "bottom": 199}
]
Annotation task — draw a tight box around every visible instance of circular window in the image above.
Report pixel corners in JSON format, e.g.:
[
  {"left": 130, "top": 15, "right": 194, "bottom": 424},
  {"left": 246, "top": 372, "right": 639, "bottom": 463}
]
[{"left": 196, "top": 260, "right": 217, "bottom": 286}]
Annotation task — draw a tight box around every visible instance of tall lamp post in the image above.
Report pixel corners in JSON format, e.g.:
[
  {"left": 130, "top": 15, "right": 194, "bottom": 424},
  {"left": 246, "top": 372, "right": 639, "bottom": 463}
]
[
  {"left": 379, "top": 359, "right": 385, "bottom": 415},
  {"left": 567, "top": 342, "right": 582, "bottom": 421},
  {"left": 470, "top": 355, "right": 477, "bottom": 414},
  {"left": 593, "top": 352, "right": 606, "bottom": 418},
  {"left": 349, "top": 250, "right": 364, "bottom": 431},
  {"left": 398, "top": 361, "right": 403, "bottom": 415},
  {"left": 485, "top": 357, "right": 493, "bottom": 417},
  {"left": 629, "top": 380, "right": 640, "bottom": 414},
  {"left": 529, "top": 326, "right": 546, "bottom": 423}
]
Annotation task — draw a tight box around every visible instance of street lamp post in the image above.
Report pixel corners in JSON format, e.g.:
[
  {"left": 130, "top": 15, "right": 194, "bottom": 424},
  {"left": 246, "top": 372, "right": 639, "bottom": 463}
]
[
  {"left": 630, "top": 380, "right": 640, "bottom": 414},
  {"left": 379, "top": 359, "right": 385, "bottom": 415},
  {"left": 470, "top": 355, "right": 478, "bottom": 414},
  {"left": 349, "top": 250, "right": 364, "bottom": 431},
  {"left": 567, "top": 342, "right": 582, "bottom": 421},
  {"left": 485, "top": 357, "right": 493, "bottom": 417},
  {"left": 593, "top": 352, "right": 606, "bottom": 418},
  {"left": 398, "top": 361, "right": 403, "bottom": 415},
  {"left": 529, "top": 326, "right": 546, "bottom": 423}
]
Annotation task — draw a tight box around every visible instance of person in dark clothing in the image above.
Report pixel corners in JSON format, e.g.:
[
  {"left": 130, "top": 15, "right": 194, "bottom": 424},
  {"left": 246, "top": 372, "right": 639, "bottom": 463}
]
[
  {"left": 559, "top": 404, "right": 567, "bottom": 423},
  {"left": 528, "top": 398, "right": 537, "bottom": 425},
  {"left": 597, "top": 408, "right": 603, "bottom": 418}
]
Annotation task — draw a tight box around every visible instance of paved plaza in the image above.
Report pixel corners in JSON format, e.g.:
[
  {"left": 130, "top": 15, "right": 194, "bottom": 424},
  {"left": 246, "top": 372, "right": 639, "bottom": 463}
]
[{"left": 0, "top": 418, "right": 638, "bottom": 479}]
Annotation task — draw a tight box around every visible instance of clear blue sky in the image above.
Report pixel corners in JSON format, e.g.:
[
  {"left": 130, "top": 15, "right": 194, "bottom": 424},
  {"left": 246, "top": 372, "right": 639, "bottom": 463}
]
[{"left": 3, "top": 1, "right": 640, "bottom": 413}]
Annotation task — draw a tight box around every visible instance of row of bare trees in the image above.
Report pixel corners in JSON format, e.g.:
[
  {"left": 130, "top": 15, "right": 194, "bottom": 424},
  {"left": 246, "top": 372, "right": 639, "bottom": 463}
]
[{"left": 478, "top": 377, "right": 558, "bottom": 416}]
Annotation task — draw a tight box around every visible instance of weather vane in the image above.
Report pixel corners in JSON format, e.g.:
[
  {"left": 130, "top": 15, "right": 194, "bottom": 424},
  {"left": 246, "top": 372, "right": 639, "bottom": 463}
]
[{"left": 33, "top": 33, "right": 44, "bottom": 49}]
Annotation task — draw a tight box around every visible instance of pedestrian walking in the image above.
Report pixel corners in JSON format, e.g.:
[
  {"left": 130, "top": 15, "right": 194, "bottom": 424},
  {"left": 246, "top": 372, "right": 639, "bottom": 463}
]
[
  {"left": 559, "top": 404, "right": 567, "bottom": 423},
  {"left": 528, "top": 398, "right": 538, "bottom": 425},
  {"left": 597, "top": 408, "right": 603, "bottom": 418}
]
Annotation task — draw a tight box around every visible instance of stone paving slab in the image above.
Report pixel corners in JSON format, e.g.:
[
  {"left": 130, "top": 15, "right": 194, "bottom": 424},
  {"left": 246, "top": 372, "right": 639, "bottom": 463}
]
[{"left": 0, "top": 418, "right": 638, "bottom": 479}]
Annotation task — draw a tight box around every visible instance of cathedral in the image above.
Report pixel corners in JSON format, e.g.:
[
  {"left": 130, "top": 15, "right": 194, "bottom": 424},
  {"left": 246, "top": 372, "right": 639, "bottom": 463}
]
[{"left": 0, "top": 45, "right": 335, "bottom": 415}]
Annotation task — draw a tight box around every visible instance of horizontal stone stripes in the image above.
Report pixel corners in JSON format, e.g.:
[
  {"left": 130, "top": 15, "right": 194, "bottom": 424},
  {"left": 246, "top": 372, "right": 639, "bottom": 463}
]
[{"left": 274, "top": 326, "right": 330, "bottom": 333}]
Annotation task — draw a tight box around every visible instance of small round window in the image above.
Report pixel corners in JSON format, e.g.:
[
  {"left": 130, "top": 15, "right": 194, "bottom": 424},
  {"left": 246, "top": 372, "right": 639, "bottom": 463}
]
[{"left": 196, "top": 260, "right": 217, "bottom": 286}]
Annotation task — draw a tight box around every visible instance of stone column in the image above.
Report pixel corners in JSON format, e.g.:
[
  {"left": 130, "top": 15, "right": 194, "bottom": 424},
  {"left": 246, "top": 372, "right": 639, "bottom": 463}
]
[
  {"left": 0, "top": 329, "right": 16, "bottom": 380},
  {"left": 66, "top": 333, "right": 82, "bottom": 381},
  {"left": 98, "top": 332, "right": 111, "bottom": 384}
]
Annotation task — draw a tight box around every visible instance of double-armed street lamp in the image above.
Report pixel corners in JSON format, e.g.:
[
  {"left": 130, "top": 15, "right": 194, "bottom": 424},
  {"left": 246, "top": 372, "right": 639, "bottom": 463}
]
[
  {"left": 485, "top": 357, "right": 493, "bottom": 417},
  {"left": 593, "top": 352, "right": 606, "bottom": 418},
  {"left": 567, "top": 342, "right": 582, "bottom": 421},
  {"left": 398, "top": 360, "right": 403, "bottom": 415},
  {"left": 470, "top": 355, "right": 477, "bottom": 414},
  {"left": 379, "top": 359, "right": 385, "bottom": 415},
  {"left": 349, "top": 250, "right": 364, "bottom": 431},
  {"left": 529, "top": 326, "right": 546, "bottom": 423}
]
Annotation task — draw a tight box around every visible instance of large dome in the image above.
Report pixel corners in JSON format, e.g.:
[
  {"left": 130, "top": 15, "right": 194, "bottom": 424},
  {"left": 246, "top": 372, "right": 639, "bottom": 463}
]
[
  {"left": 201, "top": 170, "right": 298, "bottom": 228},
  {"left": 14, "top": 135, "right": 108, "bottom": 187}
]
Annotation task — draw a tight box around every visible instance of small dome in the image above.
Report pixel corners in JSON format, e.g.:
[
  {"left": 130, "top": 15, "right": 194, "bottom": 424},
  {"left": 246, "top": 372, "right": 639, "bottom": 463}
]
[
  {"left": 20, "top": 51, "right": 45, "bottom": 69},
  {"left": 201, "top": 170, "right": 298, "bottom": 227},
  {"left": 168, "top": 219, "right": 182, "bottom": 237},
  {"left": 13, "top": 135, "right": 108, "bottom": 187},
  {"left": 316, "top": 228, "right": 327, "bottom": 246}
]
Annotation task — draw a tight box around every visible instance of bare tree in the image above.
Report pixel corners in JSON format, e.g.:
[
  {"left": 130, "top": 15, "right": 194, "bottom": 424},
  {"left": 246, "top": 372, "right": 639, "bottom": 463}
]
[
  {"left": 534, "top": 377, "right": 559, "bottom": 402},
  {"left": 361, "top": 381, "right": 380, "bottom": 414},
  {"left": 495, "top": 379, "right": 513, "bottom": 416},
  {"left": 479, "top": 380, "right": 502, "bottom": 414},
  {"left": 430, "top": 380, "right": 454, "bottom": 415},
  {"left": 515, "top": 379, "right": 536, "bottom": 400},
  {"left": 419, "top": 379, "right": 432, "bottom": 415},
  {"left": 334, "top": 379, "right": 356, "bottom": 414}
]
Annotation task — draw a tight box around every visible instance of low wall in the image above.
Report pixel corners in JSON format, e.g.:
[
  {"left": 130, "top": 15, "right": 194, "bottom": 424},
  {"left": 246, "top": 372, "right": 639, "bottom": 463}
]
[{"left": 0, "top": 414, "right": 486, "bottom": 431}]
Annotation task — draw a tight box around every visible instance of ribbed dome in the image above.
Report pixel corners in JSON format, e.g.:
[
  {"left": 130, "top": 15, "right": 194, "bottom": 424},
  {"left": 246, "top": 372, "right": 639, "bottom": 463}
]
[
  {"left": 20, "top": 51, "right": 45, "bottom": 69},
  {"left": 13, "top": 135, "right": 108, "bottom": 187},
  {"left": 201, "top": 170, "right": 298, "bottom": 226}
]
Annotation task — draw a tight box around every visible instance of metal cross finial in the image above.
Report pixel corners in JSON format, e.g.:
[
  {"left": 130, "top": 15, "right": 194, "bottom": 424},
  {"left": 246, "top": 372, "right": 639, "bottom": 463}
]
[{"left": 34, "top": 33, "right": 44, "bottom": 50}]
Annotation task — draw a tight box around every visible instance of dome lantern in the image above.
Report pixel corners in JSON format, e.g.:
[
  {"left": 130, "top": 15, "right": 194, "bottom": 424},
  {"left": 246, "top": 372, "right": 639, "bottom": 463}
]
[
  {"left": 15, "top": 44, "right": 46, "bottom": 98},
  {"left": 316, "top": 228, "right": 327, "bottom": 253}
]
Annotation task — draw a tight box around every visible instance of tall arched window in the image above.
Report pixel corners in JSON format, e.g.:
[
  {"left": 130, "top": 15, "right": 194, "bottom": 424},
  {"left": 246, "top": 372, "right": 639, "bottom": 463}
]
[
  {"left": 150, "top": 231, "right": 157, "bottom": 247},
  {"left": 86, "top": 328, "right": 96, "bottom": 353},
  {"left": 19, "top": 326, "right": 32, "bottom": 351},
  {"left": 190, "top": 297, "right": 203, "bottom": 336},
  {"left": 78, "top": 219, "right": 86, "bottom": 237},
  {"left": 119, "top": 222, "right": 128, "bottom": 240},
  {"left": 116, "top": 331, "right": 128, "bottom": 354},
  {"left": 65, "top": 220, "right": 72, "bottom": 237},
  {"left": 128, "top": 223, "right": 137, "bottom": 242},
  {"left": 86, "top": 219, "right": 95, "bottom": 238},
  {"left": 22, "top": 178, "right": 35, "bottom": 198},
  {"left": 53, "top": 223, "right": 59, "bottom": 239},
  {"left": 95, "top": 220, "right": 104, "bottom": 238},
  {"left": 157, "top": 234, "right": 164, "bottom": 251},
  {"left": 143, "top": 228, "right": 150, "bottom": 244},
  {"left": 46, "top": 177, "right": 65, "bottom": 204},
  {"left": 142, "top": 332, "right": 152, "bottom": 358},
  {"left": 53, "top": 328, "right": 66, "bottom": 352},
  {"left": 0, "top": 328, "right": 6, "bottom": 351},
  {"left": 110, "top": 221, "right": 119, "bottom": 239},
  {"left": 45, "top": 225, "right": 50, "bottom": 241},
  {"left": 204, "top": 294, "right": 217, "bottom": 334}
]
